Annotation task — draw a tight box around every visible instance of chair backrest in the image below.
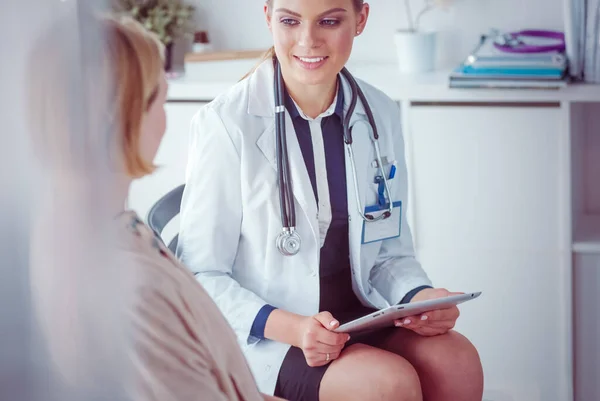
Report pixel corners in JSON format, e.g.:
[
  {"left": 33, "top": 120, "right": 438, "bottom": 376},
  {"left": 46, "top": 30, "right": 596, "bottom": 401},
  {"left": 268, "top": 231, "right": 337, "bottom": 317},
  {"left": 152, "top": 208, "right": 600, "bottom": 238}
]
[{"left": 146, "top": 184, "right": 185, "bottom": 254}]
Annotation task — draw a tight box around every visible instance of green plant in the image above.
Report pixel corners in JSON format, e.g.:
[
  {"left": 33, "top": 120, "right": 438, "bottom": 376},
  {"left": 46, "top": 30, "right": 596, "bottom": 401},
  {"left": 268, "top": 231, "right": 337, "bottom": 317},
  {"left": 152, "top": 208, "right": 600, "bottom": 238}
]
[{"left": 112, "top": 0, "right": 195, "bottom": 45}]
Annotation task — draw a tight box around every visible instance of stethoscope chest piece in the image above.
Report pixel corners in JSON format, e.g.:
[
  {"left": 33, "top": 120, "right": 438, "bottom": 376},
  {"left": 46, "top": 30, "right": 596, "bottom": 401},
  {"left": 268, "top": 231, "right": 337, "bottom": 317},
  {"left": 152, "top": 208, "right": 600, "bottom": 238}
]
[{"left": 276, "top": 229, "right": 301, "bottom": 256}]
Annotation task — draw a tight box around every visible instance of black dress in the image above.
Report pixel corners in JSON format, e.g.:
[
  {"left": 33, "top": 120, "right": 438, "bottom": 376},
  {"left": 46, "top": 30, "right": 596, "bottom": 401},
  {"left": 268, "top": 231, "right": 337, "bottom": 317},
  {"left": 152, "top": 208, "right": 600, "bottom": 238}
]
[
  {"left": 273, "top": 207, "right": 396, "bottom": 401},
  {"left": 273, "top": 89, "right": 395, "bottom": 401}
]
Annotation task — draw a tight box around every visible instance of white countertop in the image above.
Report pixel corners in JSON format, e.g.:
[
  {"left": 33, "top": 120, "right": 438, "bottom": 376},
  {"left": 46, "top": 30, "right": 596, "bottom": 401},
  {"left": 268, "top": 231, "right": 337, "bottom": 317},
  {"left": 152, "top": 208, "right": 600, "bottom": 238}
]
[{"left": 167, "top": 59, "right": 600, "bottom": 103}]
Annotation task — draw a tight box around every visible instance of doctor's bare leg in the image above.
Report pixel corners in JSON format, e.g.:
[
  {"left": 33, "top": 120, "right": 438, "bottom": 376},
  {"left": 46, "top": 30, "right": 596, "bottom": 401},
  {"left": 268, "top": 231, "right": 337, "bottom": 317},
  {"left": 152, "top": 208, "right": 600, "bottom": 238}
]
[
  {"left": 378, "top": 329, "right": 484, "bottom": 401},
  {"left": 318, "top": 343, "right": 423, "bottom": 401}
]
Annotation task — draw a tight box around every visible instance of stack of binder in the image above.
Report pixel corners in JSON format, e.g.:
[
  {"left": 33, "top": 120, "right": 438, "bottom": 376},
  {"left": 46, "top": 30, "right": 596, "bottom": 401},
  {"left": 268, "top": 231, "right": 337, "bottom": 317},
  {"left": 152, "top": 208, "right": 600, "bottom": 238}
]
[{"left": 449, "top": 34, "right": 569, "bottom": 89}]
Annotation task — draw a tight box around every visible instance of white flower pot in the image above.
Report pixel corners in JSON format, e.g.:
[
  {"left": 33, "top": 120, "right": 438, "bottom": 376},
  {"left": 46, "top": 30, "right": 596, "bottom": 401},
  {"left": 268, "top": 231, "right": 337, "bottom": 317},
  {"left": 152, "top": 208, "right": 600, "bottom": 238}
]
[{"left": 393, "top": 30, "right": 437, "bottom": 73}]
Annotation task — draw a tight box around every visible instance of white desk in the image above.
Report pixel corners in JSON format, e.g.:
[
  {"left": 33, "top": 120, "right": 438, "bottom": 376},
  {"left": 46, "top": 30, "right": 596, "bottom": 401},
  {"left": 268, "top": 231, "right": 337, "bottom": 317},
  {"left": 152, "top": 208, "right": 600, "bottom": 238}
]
[{"left": 167, "top": 59, "right": 600, "bottom": 103}]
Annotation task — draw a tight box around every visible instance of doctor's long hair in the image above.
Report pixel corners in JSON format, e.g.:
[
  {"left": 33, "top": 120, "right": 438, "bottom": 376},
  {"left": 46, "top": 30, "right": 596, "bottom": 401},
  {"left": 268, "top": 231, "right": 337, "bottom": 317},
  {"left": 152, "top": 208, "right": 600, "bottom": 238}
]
[{"left": 240, "top": 0, "right": 365, "bottom": 81}]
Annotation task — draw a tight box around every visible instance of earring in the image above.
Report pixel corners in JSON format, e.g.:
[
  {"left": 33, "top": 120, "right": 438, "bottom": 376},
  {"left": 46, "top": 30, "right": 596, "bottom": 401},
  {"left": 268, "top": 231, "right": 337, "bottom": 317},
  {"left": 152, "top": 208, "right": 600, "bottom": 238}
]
[{"left": 356, "top": 30, "right": 360, "bottom": 35}]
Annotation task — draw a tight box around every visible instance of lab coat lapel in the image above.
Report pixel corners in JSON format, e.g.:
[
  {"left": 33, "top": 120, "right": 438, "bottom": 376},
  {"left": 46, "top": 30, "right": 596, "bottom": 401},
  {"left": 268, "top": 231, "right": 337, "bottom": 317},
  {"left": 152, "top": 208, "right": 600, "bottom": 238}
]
[
  {"left": 284, "top": 112, "right": 319, "bottom": 243},
  {"left": 252, "top": 61, "right": 319, "bottom": 246}
]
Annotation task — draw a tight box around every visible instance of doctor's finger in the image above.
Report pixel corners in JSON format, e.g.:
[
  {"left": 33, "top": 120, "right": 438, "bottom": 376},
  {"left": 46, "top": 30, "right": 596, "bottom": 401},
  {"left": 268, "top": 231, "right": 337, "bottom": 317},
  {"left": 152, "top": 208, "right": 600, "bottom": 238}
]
[
  {"left": 317, "top": 329, "right": 350, "bottom": 346},
  {"left": 395, "top": 321, "right": 421, "bottom": 332},
  {"left": 422, "top": 306, "right": 460, "bottom": 322},
  {"left": 319, "top": 351, "right": 341, "bottom": 363},
  {"left": 411, "top": 325, "right": 448, "bottom": 337},
  {"left": 315, "top": 341, "right": 346, "bottom": 354},
  {"left": 394, "top": 319, "right": 428, "bottom": 333},
  {"left": 433, "top": 306, "right": 460, "bottom": 321},
  {"left": 425, "top": 319, "right": 456, "bottom": 330},
  {"left": 313, "top": 311, "right": 339, "bottom": 330},
  {"left": 393, "top": 315, "right": 421, "bottom": 327},
  {"left": 405, "top": 321, "right": 448, "bottom": 335}
]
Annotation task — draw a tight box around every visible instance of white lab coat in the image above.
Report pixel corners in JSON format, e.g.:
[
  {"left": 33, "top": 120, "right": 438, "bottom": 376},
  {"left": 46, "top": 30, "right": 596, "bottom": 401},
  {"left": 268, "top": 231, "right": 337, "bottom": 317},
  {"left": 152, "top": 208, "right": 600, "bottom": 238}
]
[{"left": 177, "top": 59, "right": 432, "bottom": 395}]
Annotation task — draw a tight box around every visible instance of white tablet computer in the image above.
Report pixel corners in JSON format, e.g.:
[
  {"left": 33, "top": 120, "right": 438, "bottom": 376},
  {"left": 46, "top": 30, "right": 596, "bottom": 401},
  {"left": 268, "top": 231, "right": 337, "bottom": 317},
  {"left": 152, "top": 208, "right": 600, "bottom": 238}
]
[{"left": 334, "top": 292, "right": 482, "bottom": 334}]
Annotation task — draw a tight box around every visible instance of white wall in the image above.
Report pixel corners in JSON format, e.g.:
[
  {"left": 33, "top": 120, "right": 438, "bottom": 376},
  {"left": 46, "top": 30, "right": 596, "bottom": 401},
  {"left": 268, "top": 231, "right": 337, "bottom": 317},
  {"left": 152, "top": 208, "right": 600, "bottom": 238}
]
[{"left": 188, "top": 0, "right": 565, "bottom": 67}]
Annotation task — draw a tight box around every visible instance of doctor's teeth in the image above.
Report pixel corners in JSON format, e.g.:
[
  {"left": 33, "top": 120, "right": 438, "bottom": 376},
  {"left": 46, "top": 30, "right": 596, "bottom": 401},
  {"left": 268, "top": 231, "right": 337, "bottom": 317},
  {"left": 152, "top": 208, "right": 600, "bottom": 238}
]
[{"left": 299, "top": 57, "right": 325, "bottom": 63}]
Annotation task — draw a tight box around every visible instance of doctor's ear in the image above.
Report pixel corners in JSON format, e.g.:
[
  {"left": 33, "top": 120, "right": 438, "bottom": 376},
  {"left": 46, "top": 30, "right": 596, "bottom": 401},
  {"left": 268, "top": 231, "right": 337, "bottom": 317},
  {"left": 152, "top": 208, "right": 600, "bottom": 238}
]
[
  {"left": 264, "top": 4, "right": 273, "bottom": 31},
  {"left": 355, "top": 2, "right": 370, "bottom": 35}
]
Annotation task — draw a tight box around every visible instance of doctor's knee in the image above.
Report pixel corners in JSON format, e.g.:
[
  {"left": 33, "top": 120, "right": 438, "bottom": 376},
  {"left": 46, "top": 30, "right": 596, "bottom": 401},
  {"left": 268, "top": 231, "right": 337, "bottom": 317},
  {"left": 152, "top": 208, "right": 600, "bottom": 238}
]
[
  {"left": 320, "top": 344, "right": 423, "bottom": 401},
  {"left": 355, "top": 347, "right": 423, "bottom": 401},
  {"left": 378, "top": 359, "right": 422, "bottom": 401}
]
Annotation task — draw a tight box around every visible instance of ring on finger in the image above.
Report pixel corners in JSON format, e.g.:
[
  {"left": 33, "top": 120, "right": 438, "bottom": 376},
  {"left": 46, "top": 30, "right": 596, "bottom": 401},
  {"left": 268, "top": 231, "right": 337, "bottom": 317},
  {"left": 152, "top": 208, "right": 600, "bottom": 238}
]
[{"left": 326, "top": 353, "right": 330, "bottom": 362}]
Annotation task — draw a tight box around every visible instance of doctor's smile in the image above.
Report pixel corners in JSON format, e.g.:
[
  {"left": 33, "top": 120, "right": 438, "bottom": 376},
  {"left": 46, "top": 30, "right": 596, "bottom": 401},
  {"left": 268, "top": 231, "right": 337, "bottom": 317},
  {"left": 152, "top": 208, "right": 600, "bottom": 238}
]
[
  {"left": 293, "top": 56, "right": 329, "bottom": 70},
  {"left": 275, "top": 5, "right": 350, "bottom": 73}
]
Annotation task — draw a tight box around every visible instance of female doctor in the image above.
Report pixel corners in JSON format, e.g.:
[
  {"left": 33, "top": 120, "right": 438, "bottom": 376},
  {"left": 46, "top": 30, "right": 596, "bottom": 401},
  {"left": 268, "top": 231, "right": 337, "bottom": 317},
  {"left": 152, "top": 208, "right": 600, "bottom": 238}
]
[{"left": 177, "top": 0, "right": 484, "bottom": 400}]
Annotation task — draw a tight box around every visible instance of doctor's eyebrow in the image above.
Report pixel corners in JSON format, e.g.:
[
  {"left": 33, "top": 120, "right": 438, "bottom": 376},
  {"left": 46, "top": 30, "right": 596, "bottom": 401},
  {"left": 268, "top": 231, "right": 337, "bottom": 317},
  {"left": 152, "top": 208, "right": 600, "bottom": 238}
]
[{"left": 274, "top": 8, "right": 348, "bottom": 18}]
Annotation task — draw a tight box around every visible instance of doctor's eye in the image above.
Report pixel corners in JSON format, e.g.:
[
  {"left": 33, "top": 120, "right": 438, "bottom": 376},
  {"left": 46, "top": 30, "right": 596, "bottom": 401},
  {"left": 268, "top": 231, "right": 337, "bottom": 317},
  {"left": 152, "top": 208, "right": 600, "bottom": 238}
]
[
  {"left": 280, "top": 18, "right": 300, "bottom": 26},
  {"left": 320, "top": 18, "right": 340, "bottom": 27}
]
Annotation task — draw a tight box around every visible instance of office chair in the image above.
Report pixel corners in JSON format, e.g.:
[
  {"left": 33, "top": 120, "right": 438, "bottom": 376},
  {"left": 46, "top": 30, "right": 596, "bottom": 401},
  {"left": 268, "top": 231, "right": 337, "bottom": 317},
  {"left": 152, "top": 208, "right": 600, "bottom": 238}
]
[{"left": 146, "top": 184, "right": 185, "bottom": 254}]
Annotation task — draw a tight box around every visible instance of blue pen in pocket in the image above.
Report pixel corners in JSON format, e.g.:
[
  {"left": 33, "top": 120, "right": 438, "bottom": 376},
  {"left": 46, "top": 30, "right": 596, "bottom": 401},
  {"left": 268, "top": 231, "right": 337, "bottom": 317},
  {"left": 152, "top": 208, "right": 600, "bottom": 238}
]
[
  {"left": 377, "top": 181, "right": 386, "bottom": 205},
  {"left": 373, "top": 176, "right": 385, "bottom": 206},
  {"left": 375, "top": 163, "right": 396, "bottom": 206}
]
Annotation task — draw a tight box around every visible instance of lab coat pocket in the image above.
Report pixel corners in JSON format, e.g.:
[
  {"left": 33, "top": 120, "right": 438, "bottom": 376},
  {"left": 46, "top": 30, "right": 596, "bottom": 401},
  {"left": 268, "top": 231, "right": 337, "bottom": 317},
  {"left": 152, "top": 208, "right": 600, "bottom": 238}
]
[
  {"left": 361, "top": 201, "right": 402, "bottom": 244},
  {"left": 366, "top": 179, "right": 396, "bottom": 207}
]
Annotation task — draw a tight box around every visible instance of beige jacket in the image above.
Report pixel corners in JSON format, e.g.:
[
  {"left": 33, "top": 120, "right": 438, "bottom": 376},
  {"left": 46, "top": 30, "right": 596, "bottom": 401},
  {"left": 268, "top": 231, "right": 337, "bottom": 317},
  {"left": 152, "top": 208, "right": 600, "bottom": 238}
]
[
  {"left": 119, "top": 211, "right": 265, "bottom": 401},
  {"left": 31, "top": 207, "right": 265, "bottom": 401}
]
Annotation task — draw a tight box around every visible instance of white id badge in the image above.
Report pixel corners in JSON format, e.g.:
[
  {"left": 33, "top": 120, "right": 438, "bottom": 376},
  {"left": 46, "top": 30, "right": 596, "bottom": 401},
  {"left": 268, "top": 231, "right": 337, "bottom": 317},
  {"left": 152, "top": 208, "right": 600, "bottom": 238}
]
[{"left": 361, "top": 201, "right": 402, "bottom": 244}]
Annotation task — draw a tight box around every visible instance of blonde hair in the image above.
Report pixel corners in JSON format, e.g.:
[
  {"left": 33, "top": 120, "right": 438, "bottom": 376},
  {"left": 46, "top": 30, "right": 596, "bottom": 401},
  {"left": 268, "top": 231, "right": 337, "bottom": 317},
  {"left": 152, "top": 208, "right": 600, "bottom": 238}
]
[{"left": 29, "top": 13, "right": 165, "bottom": 178}]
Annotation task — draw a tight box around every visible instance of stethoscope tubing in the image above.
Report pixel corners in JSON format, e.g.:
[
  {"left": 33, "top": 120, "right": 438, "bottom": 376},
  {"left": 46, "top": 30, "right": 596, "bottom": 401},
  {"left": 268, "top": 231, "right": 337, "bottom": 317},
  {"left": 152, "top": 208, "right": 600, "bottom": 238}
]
[
  {"left": 274, "top": 59, "right": 296, "bottom": 230},
  {"left": 340, "top": 67, "right": 393, "bottom": 221},
  {"left": 273, "top": 56, "right": 394, "bottom": 255}
]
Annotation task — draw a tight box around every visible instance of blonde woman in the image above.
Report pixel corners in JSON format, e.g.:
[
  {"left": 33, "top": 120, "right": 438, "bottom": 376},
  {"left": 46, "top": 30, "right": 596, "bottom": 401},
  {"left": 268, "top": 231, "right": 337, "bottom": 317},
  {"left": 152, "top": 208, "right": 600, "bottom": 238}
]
[{"left": 29, "top": 12, "right": 283, "bottom": 401}]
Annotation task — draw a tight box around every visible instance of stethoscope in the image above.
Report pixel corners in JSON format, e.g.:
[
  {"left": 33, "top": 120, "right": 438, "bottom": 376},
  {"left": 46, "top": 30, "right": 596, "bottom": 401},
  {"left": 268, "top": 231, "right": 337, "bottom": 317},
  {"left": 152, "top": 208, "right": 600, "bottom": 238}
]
[
  {"left": 493, "top": 30, "right": 566, "bottom": 54},
  {"left": 273, "top": 57, "right": 393, "bottom": 256}
]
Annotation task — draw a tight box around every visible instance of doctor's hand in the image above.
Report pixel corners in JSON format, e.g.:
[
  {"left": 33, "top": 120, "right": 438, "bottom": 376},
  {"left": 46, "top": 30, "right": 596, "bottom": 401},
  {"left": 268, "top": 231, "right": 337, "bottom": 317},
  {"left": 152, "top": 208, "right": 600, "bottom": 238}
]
[
  {"left": 394, "top": 288, "right": 462, "bottom": 337},
  {"left": 295, "top": 311, "right": 351, "bottom": 367}
]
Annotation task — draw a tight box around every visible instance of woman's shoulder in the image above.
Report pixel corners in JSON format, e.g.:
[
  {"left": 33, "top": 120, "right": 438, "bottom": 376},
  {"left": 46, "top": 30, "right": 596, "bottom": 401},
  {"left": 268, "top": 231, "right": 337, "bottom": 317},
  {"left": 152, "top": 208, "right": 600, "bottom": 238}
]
[
  {"left": 117, "top": 220, "right": 259, "bottom": 400},
  {"left": 113, "top": 211, "right": 229, "bottom": 325},
  {"left": 113, "top": 211, "right": 183, "bottom": 285}
]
